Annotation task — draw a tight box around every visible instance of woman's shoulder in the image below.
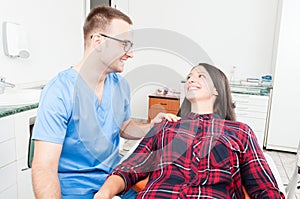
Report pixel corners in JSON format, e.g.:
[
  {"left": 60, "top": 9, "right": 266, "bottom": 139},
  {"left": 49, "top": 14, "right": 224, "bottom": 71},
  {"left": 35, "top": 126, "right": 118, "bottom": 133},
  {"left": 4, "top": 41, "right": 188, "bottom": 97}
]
[{"left": 218, "top": 119, "right": 254, "bottom": 140}]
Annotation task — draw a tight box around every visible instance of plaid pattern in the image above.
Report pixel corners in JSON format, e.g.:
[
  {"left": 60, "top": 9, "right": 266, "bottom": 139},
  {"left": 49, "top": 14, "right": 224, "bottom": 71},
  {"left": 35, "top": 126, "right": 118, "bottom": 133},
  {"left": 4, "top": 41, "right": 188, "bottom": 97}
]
[{"left": 111, "top": 112, "right": 285, "bottom": 199}]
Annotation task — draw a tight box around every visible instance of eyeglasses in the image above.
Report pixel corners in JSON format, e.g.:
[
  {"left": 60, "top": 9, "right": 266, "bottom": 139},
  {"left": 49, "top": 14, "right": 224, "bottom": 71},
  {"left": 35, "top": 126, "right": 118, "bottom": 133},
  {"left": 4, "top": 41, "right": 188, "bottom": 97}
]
[{"left": 91, "top": 33, "right": 133, "bottom": 52}]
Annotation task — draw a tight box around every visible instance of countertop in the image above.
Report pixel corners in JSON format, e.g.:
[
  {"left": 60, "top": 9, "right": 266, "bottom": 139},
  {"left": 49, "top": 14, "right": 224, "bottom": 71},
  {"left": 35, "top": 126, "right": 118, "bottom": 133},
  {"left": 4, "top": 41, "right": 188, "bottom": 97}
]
[
  {"left": 0, "top": 103, "right": 38, "bottom": 118},
  {"left": 230, "top": 83, "right": 272, "bottom": 96},
  {"left": 148, "top": 94, "right": 180, "bottom": 100}
]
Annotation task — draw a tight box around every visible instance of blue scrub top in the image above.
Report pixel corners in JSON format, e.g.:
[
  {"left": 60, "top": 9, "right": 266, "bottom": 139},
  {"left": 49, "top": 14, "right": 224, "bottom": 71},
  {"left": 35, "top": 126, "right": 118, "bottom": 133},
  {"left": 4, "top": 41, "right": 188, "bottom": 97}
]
[{"left": 32, "top": 68, "right": 131, "bottom": 198}]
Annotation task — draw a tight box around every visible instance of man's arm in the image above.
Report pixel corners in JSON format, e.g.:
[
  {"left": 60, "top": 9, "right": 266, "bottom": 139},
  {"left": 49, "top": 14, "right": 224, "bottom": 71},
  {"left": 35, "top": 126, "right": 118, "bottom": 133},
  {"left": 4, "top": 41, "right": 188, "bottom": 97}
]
[
  {"left": 120, "top": 112, "right": 180, "bottom": 139},
  {"left": 32, "top": 140, "right": 62, "bottom": 199}
]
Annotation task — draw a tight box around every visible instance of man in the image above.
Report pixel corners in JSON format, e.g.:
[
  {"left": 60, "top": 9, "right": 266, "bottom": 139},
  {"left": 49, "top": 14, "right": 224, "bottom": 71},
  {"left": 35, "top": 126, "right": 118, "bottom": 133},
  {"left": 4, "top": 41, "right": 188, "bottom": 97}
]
[{"left": 31, "top": 6, "right": 179, "bottom": 199}]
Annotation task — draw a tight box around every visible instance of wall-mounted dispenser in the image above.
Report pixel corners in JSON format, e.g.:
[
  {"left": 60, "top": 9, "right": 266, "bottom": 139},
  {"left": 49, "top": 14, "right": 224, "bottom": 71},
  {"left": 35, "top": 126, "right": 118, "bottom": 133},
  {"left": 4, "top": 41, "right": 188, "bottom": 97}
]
[{"left": 2, "top": 21, "right": 30, "bottom": 58}]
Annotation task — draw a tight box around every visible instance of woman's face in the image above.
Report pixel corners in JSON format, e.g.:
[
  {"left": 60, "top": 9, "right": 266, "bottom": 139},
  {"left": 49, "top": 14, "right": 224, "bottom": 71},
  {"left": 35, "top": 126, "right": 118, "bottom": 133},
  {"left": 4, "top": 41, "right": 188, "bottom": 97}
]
[{"left": 184, "top": 65, "right": 217, "bottom": 103}]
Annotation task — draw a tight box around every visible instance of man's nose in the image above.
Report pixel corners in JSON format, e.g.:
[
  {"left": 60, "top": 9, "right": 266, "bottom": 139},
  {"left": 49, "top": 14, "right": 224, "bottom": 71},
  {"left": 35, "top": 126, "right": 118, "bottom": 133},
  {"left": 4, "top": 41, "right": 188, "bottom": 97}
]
[{"left": 125, "top": 50, "right": 133, "bottom": 58}]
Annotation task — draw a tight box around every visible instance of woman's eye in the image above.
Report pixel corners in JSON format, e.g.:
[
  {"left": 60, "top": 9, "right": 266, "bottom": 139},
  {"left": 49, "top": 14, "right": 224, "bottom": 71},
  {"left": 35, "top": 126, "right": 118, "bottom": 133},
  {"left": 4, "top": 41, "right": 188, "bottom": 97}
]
[
  {"left": 186, "top": 76, "right": 191, "bottom": 80},
  {"left": 199, "top": 74, "right": 205, "bottom": 78}
]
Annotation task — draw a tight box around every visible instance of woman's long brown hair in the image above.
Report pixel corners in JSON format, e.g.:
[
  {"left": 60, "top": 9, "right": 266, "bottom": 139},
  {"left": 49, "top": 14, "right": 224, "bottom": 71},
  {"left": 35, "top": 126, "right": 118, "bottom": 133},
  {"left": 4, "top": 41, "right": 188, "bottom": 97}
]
[{"left": 178, "top": 63, "right": 236, "bottom": 121}]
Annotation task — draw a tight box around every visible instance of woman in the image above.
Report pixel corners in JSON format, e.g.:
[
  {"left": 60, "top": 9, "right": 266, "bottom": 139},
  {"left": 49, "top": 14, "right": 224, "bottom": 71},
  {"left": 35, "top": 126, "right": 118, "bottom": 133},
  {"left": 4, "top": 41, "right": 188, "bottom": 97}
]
[{"left": 94, "top": 63, "right": 285, "bottom": 199}]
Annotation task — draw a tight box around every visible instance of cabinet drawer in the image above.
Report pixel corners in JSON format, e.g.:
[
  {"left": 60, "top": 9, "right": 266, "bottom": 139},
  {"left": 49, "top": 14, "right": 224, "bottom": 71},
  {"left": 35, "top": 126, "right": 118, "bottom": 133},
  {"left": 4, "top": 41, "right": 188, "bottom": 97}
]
[
  {"left": 255, "top": 131, "right": 264, "bottom": 148},
  {"left": 0, "top": 115, "right": 14, "bottom": 143},
  {"left": 0, "top": 139, "right": 16, "bottom": 168},
  {"left": 0, "top": 184, "right": 17, "bottom": 199},
  {"left": 148, "top": 96, "right": 180, "bottom": 122},
  {"left": 235, "top": 110, "right": 267, "bottom": 119},
  {"left": 232, "top": 94, "right": 269, "bottom": 107},
  {"left": 149, "top": 97, "right": 179, "bottom": 111},
  {"left": 148, "top": 108, "right": 178, "bottom": 121},
  {"left": 236, "top": 116, "right": 266, "bottom": 132},
  {"left": 0, "top": 162, "right": 17, "bottom": 193},
  {"left": 235, "top": 104, "right": 268, "bottom": 113}
]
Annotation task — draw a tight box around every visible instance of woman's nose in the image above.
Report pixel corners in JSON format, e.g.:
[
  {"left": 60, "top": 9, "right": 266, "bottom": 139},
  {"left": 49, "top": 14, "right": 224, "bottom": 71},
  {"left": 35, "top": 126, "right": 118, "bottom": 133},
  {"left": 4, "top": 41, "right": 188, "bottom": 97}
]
[{"left": 188, "top": 77, "right": 195, "bottom": 83}]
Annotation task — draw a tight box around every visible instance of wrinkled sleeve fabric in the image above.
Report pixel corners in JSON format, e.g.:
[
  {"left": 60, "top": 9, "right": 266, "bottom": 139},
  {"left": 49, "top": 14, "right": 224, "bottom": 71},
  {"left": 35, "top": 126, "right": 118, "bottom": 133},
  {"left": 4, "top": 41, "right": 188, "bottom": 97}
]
[
  {"left": 109, "top": 122, "right": 164, "bottom": 194},
  {"left": 239, "top": 124, "right": 285, "bottom": 198},
  {"left": 32, "top": 79, "right": 70, "bottom": 144}
]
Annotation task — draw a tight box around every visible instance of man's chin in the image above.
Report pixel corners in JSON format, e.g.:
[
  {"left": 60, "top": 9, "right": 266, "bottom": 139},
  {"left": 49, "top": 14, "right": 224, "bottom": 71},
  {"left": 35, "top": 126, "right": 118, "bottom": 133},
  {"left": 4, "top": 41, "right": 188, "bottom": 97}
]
[{"left": 115, "top": 66, "right": 124, "bottom": 73}]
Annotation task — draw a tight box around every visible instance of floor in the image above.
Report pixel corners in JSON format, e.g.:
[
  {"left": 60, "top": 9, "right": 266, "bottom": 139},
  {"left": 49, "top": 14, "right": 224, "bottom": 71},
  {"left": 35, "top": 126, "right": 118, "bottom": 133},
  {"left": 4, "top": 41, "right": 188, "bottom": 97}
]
[{"left": 120, "top": 139, "right": 300, "bottom": 198}]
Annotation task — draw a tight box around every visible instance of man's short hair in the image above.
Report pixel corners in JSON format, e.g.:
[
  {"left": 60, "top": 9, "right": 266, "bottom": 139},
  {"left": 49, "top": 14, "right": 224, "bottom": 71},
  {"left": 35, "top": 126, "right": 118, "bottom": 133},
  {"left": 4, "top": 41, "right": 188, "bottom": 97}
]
[{"left": 83, "top": 6, "right": 132, "bottom": 47}]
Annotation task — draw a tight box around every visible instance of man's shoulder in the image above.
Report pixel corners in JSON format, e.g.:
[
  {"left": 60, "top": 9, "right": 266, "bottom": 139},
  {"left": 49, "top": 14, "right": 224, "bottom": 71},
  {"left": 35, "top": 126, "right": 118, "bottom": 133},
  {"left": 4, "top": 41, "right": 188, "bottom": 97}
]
[{"left": 47, "top": 68, "right": 77, "bottom": 88}]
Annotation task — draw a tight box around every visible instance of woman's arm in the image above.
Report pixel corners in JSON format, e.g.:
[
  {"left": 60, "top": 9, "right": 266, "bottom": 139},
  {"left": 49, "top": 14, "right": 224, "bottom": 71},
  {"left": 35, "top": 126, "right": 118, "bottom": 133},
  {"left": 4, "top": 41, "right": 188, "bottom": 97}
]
[{"left": 240, "top": 125, "right": 285, "bottom": 198}]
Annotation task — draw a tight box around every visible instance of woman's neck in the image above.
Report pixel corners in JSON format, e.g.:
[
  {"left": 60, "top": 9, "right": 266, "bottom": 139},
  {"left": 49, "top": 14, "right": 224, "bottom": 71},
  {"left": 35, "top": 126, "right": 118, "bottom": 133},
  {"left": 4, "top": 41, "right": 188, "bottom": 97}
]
[{"left": 190, "top": 101, "right": 214, "bottom": 115}]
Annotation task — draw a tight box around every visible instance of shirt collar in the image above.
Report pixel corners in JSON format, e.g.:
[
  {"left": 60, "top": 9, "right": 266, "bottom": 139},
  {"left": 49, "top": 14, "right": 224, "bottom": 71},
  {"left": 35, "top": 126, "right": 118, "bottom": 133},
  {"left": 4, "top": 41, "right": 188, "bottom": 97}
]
[{"left": 186, "top": 112, "right": 219, "bottom": 120}]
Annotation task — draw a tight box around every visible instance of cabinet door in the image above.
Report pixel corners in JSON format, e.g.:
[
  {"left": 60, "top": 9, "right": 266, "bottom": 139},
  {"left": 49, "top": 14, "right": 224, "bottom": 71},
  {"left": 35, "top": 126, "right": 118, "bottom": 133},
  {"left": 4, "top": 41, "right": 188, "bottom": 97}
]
[
  {"left": 14, "top": 109, "right": 37, "bottom": 161},
  {"left": 0, "top": 139, "right": 16, "bottom": 168},
  {"left": 0, "top": 115, "right": 17, "bottom": 197},
  {"left": 0, "top": 184, "right": 17, "bottom": 199},
  {"left": 232, "top": 93, "right": 269, "bottom": 148},
  {"left": 0, "top": 115, "right": 14, "bottom": 143},
  {"left": 14, "top": 109, "right": 37, "bottom": 199},
  {"left": 0, "top": 162, "right": 17, "bottom": 194},
  {"left": 17, "top": 157, "right": 34, "bottom": 199}
]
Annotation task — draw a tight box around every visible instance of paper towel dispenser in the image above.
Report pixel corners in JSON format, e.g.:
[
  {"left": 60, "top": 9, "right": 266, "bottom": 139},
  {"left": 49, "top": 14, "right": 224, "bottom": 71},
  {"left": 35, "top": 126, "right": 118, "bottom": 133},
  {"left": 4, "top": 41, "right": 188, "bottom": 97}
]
[{"left": 2, "top": 21, "right": 30, "bottom": 58}]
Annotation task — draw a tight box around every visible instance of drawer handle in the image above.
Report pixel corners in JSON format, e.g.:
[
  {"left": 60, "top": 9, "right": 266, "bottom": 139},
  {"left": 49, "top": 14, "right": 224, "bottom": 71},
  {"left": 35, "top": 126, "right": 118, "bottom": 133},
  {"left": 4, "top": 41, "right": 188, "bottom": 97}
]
[
  {"left": 237, "top": 107, "right": 249, "bottom": 110},
  {"left": 236, "top": 100, "right": 249, "bottom": 103},
  {"left": 160, "top": 103, "right": 167, "bottom": 105},
  {"left": 237, "top": 113, "right": 249, "bottom": 116}
]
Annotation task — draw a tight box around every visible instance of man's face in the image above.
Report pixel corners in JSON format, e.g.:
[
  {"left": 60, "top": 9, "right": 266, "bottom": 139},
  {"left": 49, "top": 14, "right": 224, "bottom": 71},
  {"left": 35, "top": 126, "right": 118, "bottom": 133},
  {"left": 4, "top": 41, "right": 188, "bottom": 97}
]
[{"left": 97, "top": 19, "right": 133, "bottom": 73}]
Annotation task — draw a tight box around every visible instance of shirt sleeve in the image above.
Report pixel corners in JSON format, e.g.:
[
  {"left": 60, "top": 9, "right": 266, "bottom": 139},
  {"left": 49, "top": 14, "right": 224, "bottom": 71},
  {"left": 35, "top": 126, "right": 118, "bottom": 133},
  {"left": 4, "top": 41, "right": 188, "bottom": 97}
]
[
  {"left": 240, "top": 124, "right": 285, "bottom": 198},
  {"left": 109, "top": 122, "right": 163, "bottom": 194},
  {"left": 32, "top": 82, "right": 70, "bottom": 144}
]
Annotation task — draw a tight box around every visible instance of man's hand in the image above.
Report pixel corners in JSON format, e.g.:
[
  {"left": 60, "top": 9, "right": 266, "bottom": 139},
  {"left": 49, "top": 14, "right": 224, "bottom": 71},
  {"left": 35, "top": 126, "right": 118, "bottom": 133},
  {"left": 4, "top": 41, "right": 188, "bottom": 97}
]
[{"left": 150, "top": 112, "right": 181, "bottom": 127}]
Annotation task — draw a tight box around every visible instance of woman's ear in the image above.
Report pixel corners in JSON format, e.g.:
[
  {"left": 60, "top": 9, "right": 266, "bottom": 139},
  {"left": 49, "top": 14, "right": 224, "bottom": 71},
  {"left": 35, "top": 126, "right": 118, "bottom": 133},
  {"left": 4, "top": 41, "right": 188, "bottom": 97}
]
[{"left": 212, "top": 88, "right": 218, "bottom": 96}]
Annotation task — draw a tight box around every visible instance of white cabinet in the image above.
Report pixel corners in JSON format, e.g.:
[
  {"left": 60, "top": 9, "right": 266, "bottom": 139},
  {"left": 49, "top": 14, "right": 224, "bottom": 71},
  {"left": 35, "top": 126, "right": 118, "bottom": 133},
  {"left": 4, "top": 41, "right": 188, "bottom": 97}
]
[
  {"left": 14, "top": 109, "right": 37, "bottom": 199},
  {"left": 0, "top": 184, "right": 18, "bottom": 199},
  {"left": 0, "top": 115, "right": 17, "bottom": 196},
  {"left": 232, "top": 93, "right": 270, "bottom": 148},
  {"left": 0, "top": 109, "right": 37, "bottom": 199}
]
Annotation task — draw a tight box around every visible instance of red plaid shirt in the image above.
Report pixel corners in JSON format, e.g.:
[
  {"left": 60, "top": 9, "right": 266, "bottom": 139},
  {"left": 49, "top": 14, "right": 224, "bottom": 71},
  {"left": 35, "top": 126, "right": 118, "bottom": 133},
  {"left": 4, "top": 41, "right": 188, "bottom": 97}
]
[{"left": 111, "top": 112, "right": 285, "bottom": 199}]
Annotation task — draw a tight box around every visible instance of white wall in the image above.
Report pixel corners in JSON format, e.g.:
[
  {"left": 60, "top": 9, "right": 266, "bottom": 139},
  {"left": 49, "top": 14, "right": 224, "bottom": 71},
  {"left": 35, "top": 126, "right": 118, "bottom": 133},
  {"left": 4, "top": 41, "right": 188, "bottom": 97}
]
[
  {"left": 0, "top": 0, "right": 85, "bottom": 85},
  {"left": 114, "top": 0, "right": 281, "bottom": 119},
  {"left": 118, "top": 0, "right": 280, "bottom": 79}
]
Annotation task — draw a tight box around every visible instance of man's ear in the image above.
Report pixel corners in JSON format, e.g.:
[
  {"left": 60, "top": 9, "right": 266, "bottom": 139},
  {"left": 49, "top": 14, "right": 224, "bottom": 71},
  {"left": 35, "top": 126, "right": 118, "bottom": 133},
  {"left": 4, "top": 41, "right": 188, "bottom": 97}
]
[
  {"left": 92, "top": 35, "right": 104, "bottom": 52},
  {"left": 91, "top": 34, "right": 103, "bottom": 47}
]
